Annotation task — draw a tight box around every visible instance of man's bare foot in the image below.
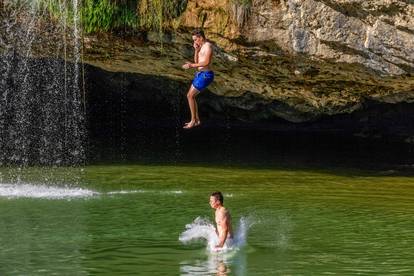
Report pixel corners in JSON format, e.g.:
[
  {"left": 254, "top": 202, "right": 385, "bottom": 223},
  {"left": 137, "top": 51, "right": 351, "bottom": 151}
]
[
  {"left": 184, "top": 120, "right": 200, "bottom": 126},
  {"left": 183, "top": 120, "right": 201, "bottom": 129}
]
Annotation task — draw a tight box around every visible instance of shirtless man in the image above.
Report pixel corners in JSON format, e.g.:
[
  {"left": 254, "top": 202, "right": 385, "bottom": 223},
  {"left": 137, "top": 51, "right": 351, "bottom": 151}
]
[
  {"left": 209, "top": 191, "right": 233, "bottom": 249},
  {"left": 182, "top": 29, "right": 214, "bottom": 129}
]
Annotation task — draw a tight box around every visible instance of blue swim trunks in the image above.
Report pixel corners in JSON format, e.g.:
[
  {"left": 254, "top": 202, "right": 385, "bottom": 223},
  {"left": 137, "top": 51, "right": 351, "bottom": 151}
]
[{"left": 192, "top": 71, "right": 214, "bottom": 92}]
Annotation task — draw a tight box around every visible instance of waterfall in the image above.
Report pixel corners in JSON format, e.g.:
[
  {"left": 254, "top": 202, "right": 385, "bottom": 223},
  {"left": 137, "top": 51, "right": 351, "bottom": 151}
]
[{"left": 0, "top": 0, "right": 85, "bottom": 167}]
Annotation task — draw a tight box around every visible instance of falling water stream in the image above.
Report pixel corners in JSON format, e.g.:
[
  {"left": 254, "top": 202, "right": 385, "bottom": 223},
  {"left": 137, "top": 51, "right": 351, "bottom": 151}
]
[
  {"left": 0, "top": 0, "right": 85, "bottom": 167},
  {"left": 0, "top": 0, "right": 86, "bottom": 203}
]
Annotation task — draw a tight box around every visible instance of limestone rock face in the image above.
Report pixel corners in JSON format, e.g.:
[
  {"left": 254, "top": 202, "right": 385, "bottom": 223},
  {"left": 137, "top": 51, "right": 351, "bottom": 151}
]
[
  {"left": 2, "top": 0, "right": 414, "bottom": 124},
  {"left": 182, "top": 0, "right": 414, "bottom": 74},
  {"left": 228, "top": 0, "right": 414, "bottom": 75}
]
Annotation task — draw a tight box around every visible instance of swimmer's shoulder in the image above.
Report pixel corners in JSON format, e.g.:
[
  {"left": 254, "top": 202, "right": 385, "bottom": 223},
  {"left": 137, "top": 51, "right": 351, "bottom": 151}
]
[
  {"left": 220, "top": 207, "right": 231, "bottom": 217},
  {"left": 202, "top": 41, "right": 213, "bottom": 51}
]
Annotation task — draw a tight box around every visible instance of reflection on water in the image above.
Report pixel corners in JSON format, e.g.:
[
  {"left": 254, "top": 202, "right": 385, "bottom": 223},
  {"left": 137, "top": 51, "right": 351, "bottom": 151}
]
[{"left": 180, "top": 249, "right": 247, "bottom": 276}]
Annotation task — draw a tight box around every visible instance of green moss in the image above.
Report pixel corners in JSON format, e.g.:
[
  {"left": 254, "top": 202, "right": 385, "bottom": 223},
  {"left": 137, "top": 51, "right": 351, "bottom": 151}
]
[
  {"left": 18, "top": 0, "right": 187, "bottom": 34},
  {"left": 139, "top": 0, "right": 186, "bottom": 32}
]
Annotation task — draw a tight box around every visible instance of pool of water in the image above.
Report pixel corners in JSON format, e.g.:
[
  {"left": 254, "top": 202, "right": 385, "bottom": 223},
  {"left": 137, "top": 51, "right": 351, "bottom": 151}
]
[{"left": 1, "top": 165, "right": 413, "bottom": 275}]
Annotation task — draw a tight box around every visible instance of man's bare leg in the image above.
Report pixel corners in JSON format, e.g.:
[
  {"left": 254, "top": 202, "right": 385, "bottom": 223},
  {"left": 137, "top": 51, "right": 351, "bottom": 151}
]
[
  {"left": 194, "top": 99, "right": 200, "bottom": 126},
  {"left": 184, "top": 85, "right": 200, "bottom": 129}
]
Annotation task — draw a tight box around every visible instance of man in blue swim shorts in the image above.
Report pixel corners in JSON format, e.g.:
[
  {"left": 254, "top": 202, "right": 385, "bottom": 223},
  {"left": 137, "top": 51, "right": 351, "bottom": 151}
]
[{"left": 182, "top": 29, "right": 214, "bottom": 129}]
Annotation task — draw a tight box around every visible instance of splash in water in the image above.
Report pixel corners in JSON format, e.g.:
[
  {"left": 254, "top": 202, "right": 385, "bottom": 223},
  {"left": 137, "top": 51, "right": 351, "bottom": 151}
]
[
  {"left": 0, "top": 183, "right": 96, "bottom": 199},
  {"left": 179, "top": 216, "right": 253, "bottom": 253}
]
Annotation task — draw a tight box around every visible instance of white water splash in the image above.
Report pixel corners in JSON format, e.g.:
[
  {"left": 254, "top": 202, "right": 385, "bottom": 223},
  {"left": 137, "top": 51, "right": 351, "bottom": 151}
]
[
  {"left": 0, "top": 183, "right": 96, "bottom": 199},
  {"left": 0, "top": 185, "right": 187, "bottom": 199},
  {"left": 179, "top": 217, "right": 219, "bottom": 251},
  {"left": 107, "top": 190, "right": 146, "bottom": 195},
  {"left": 179, "top": 216, "right": 253, "bottom": 253},
  {"left": 107, "top": 189, "right": 184, "bottom": 195},
  {"left": 162, "top": 190, "right": 184, "bottom": 195}
]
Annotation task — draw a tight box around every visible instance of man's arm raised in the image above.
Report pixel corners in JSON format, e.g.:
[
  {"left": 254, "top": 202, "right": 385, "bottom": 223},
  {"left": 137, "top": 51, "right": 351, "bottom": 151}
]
[
  {"left": 194, "top": 42, "right": 200, "bottom": 64},
  {"left": 189, "top": 43, "right": 212, "bottom": 68}
]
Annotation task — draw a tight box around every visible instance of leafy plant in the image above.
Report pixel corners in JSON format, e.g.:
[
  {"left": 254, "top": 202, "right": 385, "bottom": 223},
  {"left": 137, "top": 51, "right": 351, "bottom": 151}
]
[
  {"left": 10, "top": 0, "right": 187, "bottom": 34},
  {"left": 138, "top": 0, "right": 187, "bottom": 33},
  {"left": 82, "top": 0, "right": 115, "bottom": 33}
]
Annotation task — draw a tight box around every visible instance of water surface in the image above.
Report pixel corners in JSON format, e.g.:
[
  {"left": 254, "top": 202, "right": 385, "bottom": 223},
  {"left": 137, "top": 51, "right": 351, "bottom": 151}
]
[{"left": 1, "top": 165, "right": 413, "bottom": 275}]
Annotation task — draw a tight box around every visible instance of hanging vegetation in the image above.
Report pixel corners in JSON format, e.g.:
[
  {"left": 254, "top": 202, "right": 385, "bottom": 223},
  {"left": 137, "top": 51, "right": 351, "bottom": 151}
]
[{"left": 14, "top": 0, "right": 188, "bottom": 34}]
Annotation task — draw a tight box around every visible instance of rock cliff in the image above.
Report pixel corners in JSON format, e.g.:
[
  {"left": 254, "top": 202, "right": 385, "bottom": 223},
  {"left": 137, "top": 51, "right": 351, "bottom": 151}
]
[{"left": 2, "top": 1, "right": 414, "bottom": 166}]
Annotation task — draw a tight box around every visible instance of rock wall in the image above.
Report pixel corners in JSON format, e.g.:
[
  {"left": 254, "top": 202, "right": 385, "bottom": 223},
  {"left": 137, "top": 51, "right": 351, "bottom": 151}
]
[
  {"left": 182, "top": 0, "right": 414, "bottom": 75},
  {"left": 83, "top": 30, "right": 414, "bottom": 124},
  {"left": 1, "top": 2, "right": 414, "bottom": 167},
  {"left": 2, "top": 1, "right": 413, "bottom": 123}
]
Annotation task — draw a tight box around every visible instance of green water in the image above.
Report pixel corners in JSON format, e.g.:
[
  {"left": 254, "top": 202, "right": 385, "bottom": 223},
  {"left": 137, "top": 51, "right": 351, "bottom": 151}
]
[{"left": 1, "top": 165, "right": 414, "bottom": 275}]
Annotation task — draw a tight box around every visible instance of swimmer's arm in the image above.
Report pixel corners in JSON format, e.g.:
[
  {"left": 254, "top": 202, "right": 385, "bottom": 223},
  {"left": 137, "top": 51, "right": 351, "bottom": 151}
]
[
  {"left": 182, "top": 43, "right": 201, "bottom": 69},
  {"left": 216, "top": 214, "right": 229, "bottom": 248},
  {"left": 194, "top": 46, "right": 199, "bottom": 64}
]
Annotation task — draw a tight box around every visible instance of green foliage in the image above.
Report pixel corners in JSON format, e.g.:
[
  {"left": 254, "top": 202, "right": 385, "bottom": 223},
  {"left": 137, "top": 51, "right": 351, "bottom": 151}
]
[
  {"left": 39, "top": 0, "right": 65, "bottom": 19},
  {"left": 33, "top": 0, "right": 187, "bottom": 34},
  {"left": 138, "top": 0, "right": 186, "bottom": 33},
  {"left": 82, "top": 0, "right": 111, "bottom": 33},
  {"left": 82, "top": 0, "right": 139, "bottom": 33}
]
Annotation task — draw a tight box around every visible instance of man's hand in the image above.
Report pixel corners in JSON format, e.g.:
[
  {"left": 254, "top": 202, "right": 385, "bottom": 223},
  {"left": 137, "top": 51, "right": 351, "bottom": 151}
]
[
  {"left": 193, "top": 42, "right": 200, "bottom": 51},
  {"left": 182, "top": 62, "right": 192, "bottom": 70}
]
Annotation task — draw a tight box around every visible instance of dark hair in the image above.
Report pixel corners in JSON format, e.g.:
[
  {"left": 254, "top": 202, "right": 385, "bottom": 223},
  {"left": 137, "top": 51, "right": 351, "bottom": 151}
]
[
  {"left": 211, "top": 191, "right": 223, "bottom": 204},
  {"left": 192, "top": 28, "right": 205, "bottom": 39}
]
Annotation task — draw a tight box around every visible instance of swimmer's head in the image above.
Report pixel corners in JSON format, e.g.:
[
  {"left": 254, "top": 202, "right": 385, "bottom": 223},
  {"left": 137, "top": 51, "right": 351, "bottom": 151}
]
[
  {"left": 192, "top": 28, "right": 205, "bottom": 46},
  {"left": 210, "top": 191, "right": 223, "bottom": 209},
  {"left": 192, "top": 28, "right": 205, "bottom": 39}
]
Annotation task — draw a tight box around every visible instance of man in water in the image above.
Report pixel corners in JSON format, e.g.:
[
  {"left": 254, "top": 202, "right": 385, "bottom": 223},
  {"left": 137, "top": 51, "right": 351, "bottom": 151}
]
[
  {"left": 182, "top": 29, "right": 214, "bottom": 129},
  {"left": 209, "top": 191, "right": 233, "bottom": 249}
]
